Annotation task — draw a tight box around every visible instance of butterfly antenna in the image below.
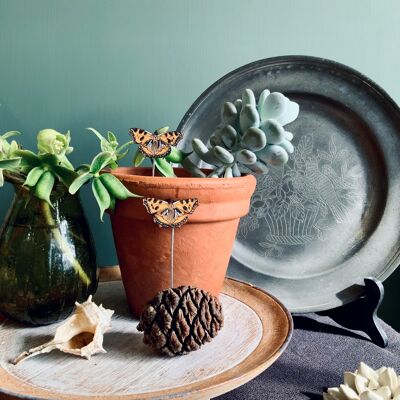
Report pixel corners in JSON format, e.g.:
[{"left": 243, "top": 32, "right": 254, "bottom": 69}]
[{"left": 170, "top": 227, "right": 175, "bottom": 287}]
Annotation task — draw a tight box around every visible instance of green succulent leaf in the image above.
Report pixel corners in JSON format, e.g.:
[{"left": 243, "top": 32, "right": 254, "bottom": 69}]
[
  {"left": 90, "top": 151, "right": 114, "bottom": 174},
  {"left": 133, "top": 149, "right": 146, "bottom": 167},
  {"left": 100, "top": 173, "right": 141, "bottom": 200},
  {"left": 52, "top": 164, "right": 79, "bottom": 187},
  {"left": 116, "top": 148, "right": 129, "bottom": 161},
  {"left": 34, "top": 170, "right": 55, "bottom": 206},
  {"left": 92, "top": 177, "right": 111, "bottom": 221},
  {"left": 76, "top": 164, "right": 90, "bottom": 174},
  {"left": 181, "top": 158, "right": 206, "bottom": 178},
  {"left": 69, "top": 171, "right": 93, "bottom": 194},
  {"left": 156, "top": 126, "right": 169, "bottom": 134},
  {"left": 0, "top": 170, "right": 4, "bottom": 187},
  {"left": 109, "top": 160, "right": 119, "bottom": 169},
  {"left": 213, "top": 146, "right": 235, "bottom": 164},
  {"left": 14, "top": 149, "right": 41, "bottom": 168},
  {"left": 154, "top": 158, "right": 176, "bottom": 177},
  {"left": 165, "top": 147, "right": 191, "bottom": 163},
  {"left": 107, "top": 131, "right": 117, "bottom": 144},
  {"left": 24, "top": 166, "right": 45, "bottom": 187},
  {"left": 37, "top": 129, "right": 71, "bottom": 156},
  {"left": 39, "top": 153, "right": 61, "bottom": 167},
  {"left": 224, "top": 166, "right": 233, "bottom": 178},
  {"left": 0, "top": 131, "right": 21, "bottom": 141},
  {"left": 109, "top": 194, "right": 116, "bottom": 213},
  {"left": 100, "top": 139, "right": 114, "bottom": 153},
  {"left": 117, "top": 140, "right": 133, "bottom": 153},
  {"left": 0, "top": 157, "right": 21, "bottom": 169},
  {"left": 87, "top": 127, "right": 107, "bottom": 142}
]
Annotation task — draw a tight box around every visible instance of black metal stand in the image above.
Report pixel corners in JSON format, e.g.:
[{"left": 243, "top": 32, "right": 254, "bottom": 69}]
[{"left": 317, "top": 278, "right": 388, "bottom": 348}]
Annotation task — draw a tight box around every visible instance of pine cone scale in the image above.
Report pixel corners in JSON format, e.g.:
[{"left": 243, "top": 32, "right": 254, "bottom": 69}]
[{"left": 137, "top": 286, "right": 224, "bottom": 356}]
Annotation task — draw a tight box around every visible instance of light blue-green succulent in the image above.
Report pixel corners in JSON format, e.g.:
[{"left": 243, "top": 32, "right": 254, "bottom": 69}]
[{"left": 183, "top": 88, "right": 299, "bottom": 178}]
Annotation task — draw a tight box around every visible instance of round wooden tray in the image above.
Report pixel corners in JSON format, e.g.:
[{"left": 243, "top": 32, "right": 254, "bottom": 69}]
[{"left": 0, "top": 268, "right": 292, "bottom": 399}]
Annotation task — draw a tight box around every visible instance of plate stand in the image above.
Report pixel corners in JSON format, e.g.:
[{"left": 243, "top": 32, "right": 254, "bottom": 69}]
[{"left": 317, "top": 278, "right": 388, "bottom": 348}]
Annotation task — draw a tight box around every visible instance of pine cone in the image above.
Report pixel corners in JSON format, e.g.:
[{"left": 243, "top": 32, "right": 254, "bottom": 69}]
[{"left": 137, "top": 286, "right": 224, "bottom": 356}]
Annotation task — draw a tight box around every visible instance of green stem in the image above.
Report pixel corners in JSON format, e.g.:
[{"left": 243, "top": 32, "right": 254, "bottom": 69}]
[{"left": 41, "top": 201, "right": 91, "bottom": 286}]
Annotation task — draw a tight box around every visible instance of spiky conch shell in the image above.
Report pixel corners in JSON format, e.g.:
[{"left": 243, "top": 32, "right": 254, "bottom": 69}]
[
  {"left": 137, "top": 286, "right": 224, "bottom": 356},
  {"left": 12, "top": 296, "right": 114, "bottom": 364}
]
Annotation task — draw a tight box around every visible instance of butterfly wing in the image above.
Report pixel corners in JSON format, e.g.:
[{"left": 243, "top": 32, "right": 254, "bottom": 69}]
[
  {"left": 172, "top": 198, "right": 199, "bottom": 215},
  {"left": 143, "top": 198, "right": 169, "bottom": 214},
  {"left": 130, "top": 128, "right": 154, "bottom": 145},
  {"left": 158, "top": 131, "right": 183, "bottom": 147},
  {"left": 144, "top": 198, "right": 199, "bottom": 228},
  {"left": 155, "top": 198, "right": 199, "bottom": 228},
  {"left": 153, "top": 213, "right": 189, "bottom": 228},
  {"left": 151, "top": 140, "right": 171, "bottom": 158},
  {"left": 130, "top": 128, "right": 172, "bottom": 158}
]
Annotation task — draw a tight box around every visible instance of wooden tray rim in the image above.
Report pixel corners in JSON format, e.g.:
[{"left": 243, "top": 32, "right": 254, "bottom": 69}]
[{"left": 0, "top": 266, "right": 293, "bottom": 400}]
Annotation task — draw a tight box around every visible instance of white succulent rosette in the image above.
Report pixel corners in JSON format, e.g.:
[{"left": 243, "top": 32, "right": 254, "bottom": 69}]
[
  {"left": 324, "top": 362, "right": 400, "bottom": 400},
  {"left": 184, "top": 88, "right": 299, "bottom": 178}
]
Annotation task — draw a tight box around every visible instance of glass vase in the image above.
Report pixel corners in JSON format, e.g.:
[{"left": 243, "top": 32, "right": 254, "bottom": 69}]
[{"left": 0, "top": 174, "right": 98, "bottom": 325}]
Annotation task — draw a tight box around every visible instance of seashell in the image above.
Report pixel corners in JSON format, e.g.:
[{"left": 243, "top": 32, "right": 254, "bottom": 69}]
[{"left": 12, "top": 296, "right": 113, "bottom": 364}]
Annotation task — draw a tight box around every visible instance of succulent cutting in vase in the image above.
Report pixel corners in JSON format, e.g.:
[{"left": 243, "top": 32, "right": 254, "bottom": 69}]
[{"left": 0, "top": 128, "right": 139, "bottom": 324}]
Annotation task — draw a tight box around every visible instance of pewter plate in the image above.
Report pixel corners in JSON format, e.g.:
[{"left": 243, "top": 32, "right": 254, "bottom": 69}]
[{"left": 178, "top": 56, "right": 400, "bottom": 312}]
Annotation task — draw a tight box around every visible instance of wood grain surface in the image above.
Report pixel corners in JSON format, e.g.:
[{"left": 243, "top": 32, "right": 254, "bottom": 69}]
[{"left": 0, "top": 267, "right": 292, "bottom": 399}]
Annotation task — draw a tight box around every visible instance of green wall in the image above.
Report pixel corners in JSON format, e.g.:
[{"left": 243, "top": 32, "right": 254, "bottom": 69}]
[{"left": 1, "top": 0, "right": 399, "bottom": 328}]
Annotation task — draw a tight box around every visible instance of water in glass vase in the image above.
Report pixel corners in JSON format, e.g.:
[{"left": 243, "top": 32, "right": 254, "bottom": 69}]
[{"left": 0, "top": 176, "right": 98, "bottom": 325}]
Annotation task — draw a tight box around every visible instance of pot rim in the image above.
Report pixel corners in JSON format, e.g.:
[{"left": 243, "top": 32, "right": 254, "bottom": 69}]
[{"left": 109, "top": 167, "right": 256, "bottom": 190}]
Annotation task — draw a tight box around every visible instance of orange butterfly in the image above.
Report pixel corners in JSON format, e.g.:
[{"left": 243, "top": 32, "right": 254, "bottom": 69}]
[
  {"left": 130, "top": 128, "right": 183, "bottom": 158},
  {"left": 143, "top": 198, "right": 199, "bottom": 228}
]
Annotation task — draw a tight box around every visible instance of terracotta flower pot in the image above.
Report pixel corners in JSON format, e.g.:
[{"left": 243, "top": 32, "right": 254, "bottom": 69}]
[{"left": 109, "top": 167, "right": 256, "bottom": 317}]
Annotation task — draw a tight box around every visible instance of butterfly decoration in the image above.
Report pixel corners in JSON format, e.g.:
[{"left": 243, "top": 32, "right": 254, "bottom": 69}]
[
  {"left": 130, "top": 128, "right": 183, "bottom": 158},
  {"left": 143, "top": 198, "right": 199, "bottom": 228}
]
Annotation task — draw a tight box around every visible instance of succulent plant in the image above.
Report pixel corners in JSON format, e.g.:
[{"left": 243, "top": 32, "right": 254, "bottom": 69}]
[
  {"left": 183, "top": 88, "right": 299, "bottom": 178},
  {"left": 324, "top": 362, "right": 400, "bottom": 400}
]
